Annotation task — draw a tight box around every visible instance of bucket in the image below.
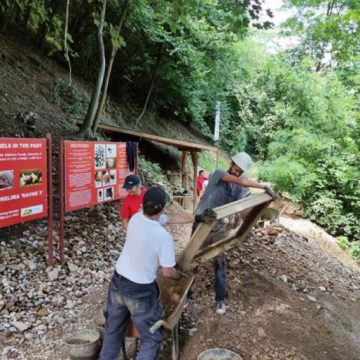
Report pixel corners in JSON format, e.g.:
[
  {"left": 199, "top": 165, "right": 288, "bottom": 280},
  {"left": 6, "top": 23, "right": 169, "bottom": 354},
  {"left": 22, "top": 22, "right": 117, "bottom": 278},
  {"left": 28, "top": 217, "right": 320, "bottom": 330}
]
[
  {"left": 65, "top": 330, "right": 101, "bottom": 360},
  {"left": 197, "top": 348, "right": 243, "bottom": 360}
]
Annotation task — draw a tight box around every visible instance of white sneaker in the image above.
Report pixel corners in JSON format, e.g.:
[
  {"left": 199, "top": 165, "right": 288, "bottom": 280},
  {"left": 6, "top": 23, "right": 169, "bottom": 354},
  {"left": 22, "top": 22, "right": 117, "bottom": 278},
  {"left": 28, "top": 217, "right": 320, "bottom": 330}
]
[{"left": 216, "top": 301, "right": 226, "bottom": 315}]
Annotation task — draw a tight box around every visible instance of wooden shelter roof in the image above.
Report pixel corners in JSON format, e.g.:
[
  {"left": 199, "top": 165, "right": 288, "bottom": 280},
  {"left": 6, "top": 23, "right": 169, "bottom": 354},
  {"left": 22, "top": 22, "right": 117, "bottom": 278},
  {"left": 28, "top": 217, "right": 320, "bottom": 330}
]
[{"left": 96, "top": 123, "right": 216, "bottom": 152}]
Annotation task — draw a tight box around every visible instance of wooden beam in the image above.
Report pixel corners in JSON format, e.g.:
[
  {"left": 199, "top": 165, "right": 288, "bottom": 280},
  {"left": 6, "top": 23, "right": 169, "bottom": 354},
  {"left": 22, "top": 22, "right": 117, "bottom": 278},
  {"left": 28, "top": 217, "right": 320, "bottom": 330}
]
[
  {"left": 195, "top": 202, "right": 270, "bottom": 264},
  {"left": 215, "top": 192, "right": 272, "bottom": 220},
  {"left": 181, "top": 151, "right": 189, "bottom": 190},
  {"left": 195, "top": 232, "right": 236, "bottom": 259},
  {"left": 176, "top": 220, "right": 216, "bottom": 271},
  {"left": 191, "top": 151, "right": 198, "bottom": 213},
  {"left": 177, "top": 147, "right": 202, "bottom": 152},
  {"left": 90, "top": 122, "right": 217, "bottom": 151},
  {"left": 196, "top": 237, "right": 241, "bottom": 264}
]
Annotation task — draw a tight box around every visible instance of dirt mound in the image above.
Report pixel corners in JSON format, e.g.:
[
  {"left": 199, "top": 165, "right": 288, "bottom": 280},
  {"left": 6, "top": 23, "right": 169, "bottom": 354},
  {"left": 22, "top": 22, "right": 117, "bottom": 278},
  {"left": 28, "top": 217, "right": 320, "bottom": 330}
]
[
  {"left": 179, "top": 226, "right": 360, "bottom": 360},
  {"left": 1, "top": 202, "right": 359, "bottom": 359}
]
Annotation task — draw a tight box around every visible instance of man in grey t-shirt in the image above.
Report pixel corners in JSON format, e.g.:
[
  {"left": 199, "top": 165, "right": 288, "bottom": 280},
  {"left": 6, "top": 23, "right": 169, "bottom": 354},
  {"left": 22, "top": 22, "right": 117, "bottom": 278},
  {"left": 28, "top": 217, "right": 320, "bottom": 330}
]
[{"left": 194, "top": 152, "right": 276, "bottom": 315}]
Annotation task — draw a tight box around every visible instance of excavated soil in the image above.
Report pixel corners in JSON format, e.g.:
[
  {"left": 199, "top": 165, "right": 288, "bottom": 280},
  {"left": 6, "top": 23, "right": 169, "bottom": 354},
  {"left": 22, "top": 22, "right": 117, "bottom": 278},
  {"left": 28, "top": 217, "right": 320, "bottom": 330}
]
[
  {"left": 1, "top": 203, "right": 359, "bottom": 360},
  {"left": 179, "top": 225, "right": 360, "bottom": 360}
]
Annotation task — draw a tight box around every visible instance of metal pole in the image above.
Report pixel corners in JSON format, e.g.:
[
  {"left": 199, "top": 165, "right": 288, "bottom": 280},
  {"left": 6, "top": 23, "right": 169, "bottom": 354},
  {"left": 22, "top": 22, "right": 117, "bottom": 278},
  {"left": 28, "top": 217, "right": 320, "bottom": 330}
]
[
  {"left": 216, "top": 143, "right": 219, "bottom": 169},
  {"left": 214, "top": 101, "right": 221, "bottom": 169},
  {"left": 46, "top": 133, "right": 54, "bottom": 267},
  {"left": 59, "top": 139, "right": 65, "bottom": 264}
]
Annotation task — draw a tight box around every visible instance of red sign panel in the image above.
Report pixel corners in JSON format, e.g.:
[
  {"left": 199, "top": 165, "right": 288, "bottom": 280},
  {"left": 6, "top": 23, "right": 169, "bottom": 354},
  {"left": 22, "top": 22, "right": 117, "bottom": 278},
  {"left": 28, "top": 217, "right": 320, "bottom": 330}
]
[
  {"left": 64, "top": 141, "right": 130, "bottom": 212},
  {"left": 0, "top": 138, "right": 48, "bottom": 228}
]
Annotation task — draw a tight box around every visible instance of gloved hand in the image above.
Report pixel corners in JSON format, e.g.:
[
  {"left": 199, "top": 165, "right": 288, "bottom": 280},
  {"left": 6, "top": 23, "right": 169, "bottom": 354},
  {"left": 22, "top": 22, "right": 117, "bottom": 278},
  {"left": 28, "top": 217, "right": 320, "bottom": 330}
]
[
  {"left": 195, "top": 208, "right": 217, "bottom": 224},
  {"left": 264, "top": 185, "right": 278, "bottom": 200}
]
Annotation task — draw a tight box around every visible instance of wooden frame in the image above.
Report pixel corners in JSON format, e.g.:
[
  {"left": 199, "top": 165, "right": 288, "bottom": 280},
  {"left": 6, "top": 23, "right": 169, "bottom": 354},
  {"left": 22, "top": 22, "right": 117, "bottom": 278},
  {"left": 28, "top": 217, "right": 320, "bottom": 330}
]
[{"left": 177, "top": 192, "right": 273, "bottom": 271}]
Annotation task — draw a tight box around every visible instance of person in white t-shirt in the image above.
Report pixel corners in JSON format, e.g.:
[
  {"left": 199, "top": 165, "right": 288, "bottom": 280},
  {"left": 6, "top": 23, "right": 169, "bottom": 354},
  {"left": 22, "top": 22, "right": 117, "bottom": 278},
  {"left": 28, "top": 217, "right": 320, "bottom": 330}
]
[{"left": 100, "top": 186, "right": 215, "bottom": 360}]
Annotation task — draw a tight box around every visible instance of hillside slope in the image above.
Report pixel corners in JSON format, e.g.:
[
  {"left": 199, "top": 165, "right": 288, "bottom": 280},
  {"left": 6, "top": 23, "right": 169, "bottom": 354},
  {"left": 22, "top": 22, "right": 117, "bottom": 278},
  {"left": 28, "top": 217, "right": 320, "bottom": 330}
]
[{"left": 0, "top": 32, "right": 212, "bottom": 147}]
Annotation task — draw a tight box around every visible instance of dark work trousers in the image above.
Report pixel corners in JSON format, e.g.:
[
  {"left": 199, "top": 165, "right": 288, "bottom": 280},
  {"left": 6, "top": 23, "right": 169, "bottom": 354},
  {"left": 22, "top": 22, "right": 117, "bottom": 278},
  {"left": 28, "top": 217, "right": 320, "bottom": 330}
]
[
  {"left": 99, "top": 272, "right": 164, "bottom": 360},
  {"left": 192, "top": 222, "right": 227, "bottom": 302}
]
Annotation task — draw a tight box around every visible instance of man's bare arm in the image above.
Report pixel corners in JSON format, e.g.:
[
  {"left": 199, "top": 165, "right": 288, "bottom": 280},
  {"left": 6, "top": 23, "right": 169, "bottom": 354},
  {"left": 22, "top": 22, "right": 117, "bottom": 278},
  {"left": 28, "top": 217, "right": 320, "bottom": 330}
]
[
  {"left": 222, "top": 174, "right": 278, "bottom": 199},
  {"left": 222, "top": 173, "right": 266, "bottom": 189}
]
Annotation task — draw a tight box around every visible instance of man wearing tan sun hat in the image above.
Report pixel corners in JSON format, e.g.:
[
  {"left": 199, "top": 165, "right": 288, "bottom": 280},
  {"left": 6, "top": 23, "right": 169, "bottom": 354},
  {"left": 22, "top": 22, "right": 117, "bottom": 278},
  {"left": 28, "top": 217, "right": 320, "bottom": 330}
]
[{"left": 193, "top": 152, "right": 277, "bottom": 315}]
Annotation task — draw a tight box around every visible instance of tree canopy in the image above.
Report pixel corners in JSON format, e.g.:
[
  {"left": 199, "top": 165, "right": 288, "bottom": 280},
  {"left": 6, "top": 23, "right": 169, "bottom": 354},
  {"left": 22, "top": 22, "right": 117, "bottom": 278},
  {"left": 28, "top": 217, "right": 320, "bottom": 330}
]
[{"left": 1, "top": 0, "right": 359, "bottom": 242}]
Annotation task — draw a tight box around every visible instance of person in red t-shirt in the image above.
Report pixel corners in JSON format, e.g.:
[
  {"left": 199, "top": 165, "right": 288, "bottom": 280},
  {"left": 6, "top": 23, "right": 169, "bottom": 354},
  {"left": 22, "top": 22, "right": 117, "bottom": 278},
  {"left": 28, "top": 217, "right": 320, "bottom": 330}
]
[
  {"left": 196, "top": 169, "right": 208, "bottom": 196},
  {"left": 121, "top": 175, "right": 147, "bottom": 230}
]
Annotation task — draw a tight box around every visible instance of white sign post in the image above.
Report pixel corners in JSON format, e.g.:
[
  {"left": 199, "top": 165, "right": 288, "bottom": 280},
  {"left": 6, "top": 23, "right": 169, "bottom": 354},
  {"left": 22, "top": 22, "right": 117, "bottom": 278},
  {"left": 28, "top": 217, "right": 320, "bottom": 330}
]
[
  {"left": 214, "top": 101, "right": 221, "bottom": 141},
  {"left": 214, "top": 101, "right": 221, "bottom": 167}
]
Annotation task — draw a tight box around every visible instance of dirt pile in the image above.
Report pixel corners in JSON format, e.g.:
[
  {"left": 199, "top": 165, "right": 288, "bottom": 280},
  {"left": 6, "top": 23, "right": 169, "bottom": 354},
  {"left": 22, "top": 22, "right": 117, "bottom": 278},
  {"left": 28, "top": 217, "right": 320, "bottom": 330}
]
[
  {"left": 179, "top": 224, "right": 360, "bottom": 360},
  {"left": 1, "top": 205, "right": 359, "bottom": 359}
]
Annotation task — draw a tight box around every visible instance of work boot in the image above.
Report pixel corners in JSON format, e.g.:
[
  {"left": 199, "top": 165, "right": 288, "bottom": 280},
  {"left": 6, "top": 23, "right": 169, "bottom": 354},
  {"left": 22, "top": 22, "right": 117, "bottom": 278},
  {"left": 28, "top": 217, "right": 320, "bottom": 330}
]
[{"left": 216, "top": 301, "right": 226, "bottom": 315}]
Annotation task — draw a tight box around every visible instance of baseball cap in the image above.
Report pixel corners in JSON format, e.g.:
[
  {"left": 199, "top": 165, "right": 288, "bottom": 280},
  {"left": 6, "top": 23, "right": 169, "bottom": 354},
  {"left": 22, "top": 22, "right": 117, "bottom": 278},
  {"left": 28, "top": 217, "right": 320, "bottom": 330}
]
[
  {"left": 122, "top": 175, "right": 141, "bottom": 190},
  {"left": 143, "top": 186, "right": 168, "bottom": 216}
]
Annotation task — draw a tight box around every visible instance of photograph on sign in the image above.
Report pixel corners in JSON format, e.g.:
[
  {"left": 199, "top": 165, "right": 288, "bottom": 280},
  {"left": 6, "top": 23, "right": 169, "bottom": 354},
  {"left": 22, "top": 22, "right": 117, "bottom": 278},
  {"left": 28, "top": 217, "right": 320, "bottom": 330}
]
[
  {"left": 104, "top": 186, "right": 114, "bottom": 201},
  {"left": 109, "top": 170, "right": 116, "bottom": 185},
  {"left": 95, "top": 171, "right": 102, "bottom": 187},
  {"left": 106, "top": 144, "right": 117, "bottom": 168},
  {"left": 0, "top": 171, "right": 14, "bottom": 190},
  {"left": 94, "top": 144, "right": 106, "bottom": 169},
  {"left": 21, "top": 204, "right": 43, "bottom": 217},
  {"left": 97, "top": 188, "right": 104, "bottom": 202},
  {"left": 20, "top": 169, "right": 43, "bottom": 187}
]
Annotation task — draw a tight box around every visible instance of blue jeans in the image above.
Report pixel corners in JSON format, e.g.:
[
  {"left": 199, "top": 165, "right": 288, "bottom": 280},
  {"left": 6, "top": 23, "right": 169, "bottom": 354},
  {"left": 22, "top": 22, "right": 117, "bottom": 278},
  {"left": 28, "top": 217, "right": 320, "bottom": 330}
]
[
  {"left": 192, "top": 222, "right": 227, "bottom": 302},
  {"left": 99, "top": 272, "right": 164, "bottom": 360},
  {"left": 214, "top": 254, "right": 226, "bottom": 302}
]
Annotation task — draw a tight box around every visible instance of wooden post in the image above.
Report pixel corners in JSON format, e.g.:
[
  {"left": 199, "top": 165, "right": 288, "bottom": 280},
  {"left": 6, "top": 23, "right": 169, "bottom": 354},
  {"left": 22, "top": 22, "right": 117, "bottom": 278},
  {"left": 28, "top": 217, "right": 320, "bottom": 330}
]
[
  {"left": 181, "top": 150, "right": 188, "bottom": 189},
  {"left": 191, "top": 151, "right": 198, "bottom": 213},
  {"left": 59, "top": 139, "right": 65, "bottom": 264}
]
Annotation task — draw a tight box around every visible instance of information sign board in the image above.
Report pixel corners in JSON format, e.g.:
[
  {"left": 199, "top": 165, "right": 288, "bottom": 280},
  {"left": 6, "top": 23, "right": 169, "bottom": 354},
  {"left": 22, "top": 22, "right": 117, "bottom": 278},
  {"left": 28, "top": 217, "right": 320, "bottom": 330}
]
[
  {"left": 0, "top": 138, "right": 48, "bottom": 227},
  {"left": 64, "top": 141, "right": 130, "bottom": 212}
]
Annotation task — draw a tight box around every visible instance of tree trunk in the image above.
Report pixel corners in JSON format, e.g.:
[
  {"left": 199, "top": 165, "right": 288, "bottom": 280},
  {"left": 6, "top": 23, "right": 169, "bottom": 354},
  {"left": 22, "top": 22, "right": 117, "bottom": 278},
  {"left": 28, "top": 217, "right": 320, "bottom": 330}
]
[
  {"left": 79, "top": 0, "right": 107, "bottom": 136},
  {"left": 92, "top": 0, "right": 130, "bottom": 132},
  {"left": 316, "top": 0, "right": 337, "bottom": 71},
  {"left": 63, "top": 0, "right": 72, "bottom": 86},
  {"left": 135, "top": 44, "right": 162, "bottom": 126}
]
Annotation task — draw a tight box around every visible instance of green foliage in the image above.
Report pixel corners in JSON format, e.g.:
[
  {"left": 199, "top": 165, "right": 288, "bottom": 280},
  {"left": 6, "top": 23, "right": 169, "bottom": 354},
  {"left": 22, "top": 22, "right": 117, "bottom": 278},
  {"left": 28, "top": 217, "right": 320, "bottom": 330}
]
[
  {"left": 0, "top": 0, "right": 274, "bottom": 138},
  {"left": 52, "top": 79, "right": 87, "bottom": 116},
  {"left": 338, "top": 236, "right": 360, "bottom": 262},
  {"left": 283, "top": 0, "right": 360, "bottom": 67},
  {"left": 198, "top": 151, "right": 229, "bottom": 173},
  {"left": 237, "top": 54, "right": 360, "bottom": 241},
  {"left": 138, "top": 155, "right": 167, "bottom": 187}
]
